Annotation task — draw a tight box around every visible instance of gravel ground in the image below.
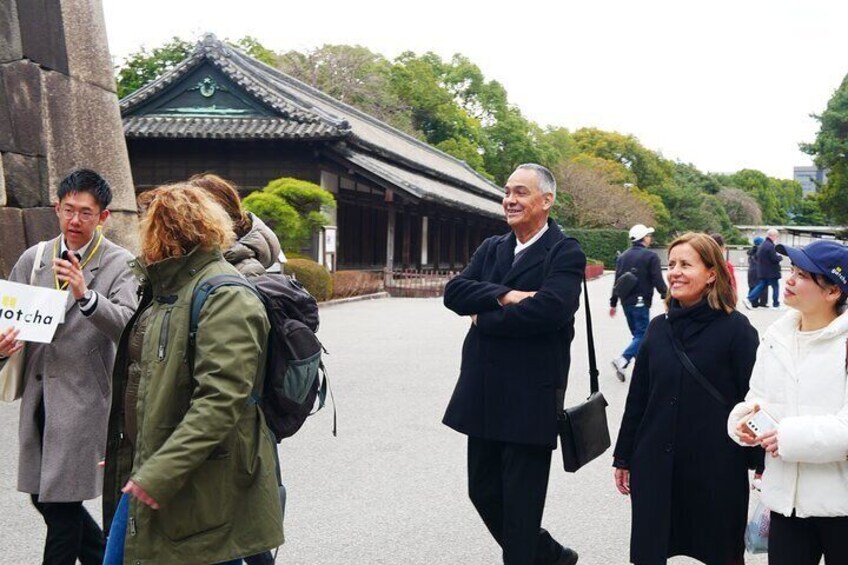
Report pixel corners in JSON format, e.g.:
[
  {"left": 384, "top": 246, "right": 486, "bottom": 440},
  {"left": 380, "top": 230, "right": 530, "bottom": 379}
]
[{"left": 0, "top": 270, "right": 786, "bottom": 564}]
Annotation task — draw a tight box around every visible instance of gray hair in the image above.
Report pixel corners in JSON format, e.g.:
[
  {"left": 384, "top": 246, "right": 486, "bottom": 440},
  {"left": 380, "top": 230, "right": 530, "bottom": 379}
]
[
  {"left": 516, "top": 163, "right": 556, "bottom": 195},
  {"left": 767, "top": 228, "right": 779, "bottom": 238}
]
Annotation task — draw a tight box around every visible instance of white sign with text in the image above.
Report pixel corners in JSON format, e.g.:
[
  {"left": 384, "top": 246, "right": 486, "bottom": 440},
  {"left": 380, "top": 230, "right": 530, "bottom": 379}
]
[{"left": 0, "top": 280, "right": 68, "bottom": 343}]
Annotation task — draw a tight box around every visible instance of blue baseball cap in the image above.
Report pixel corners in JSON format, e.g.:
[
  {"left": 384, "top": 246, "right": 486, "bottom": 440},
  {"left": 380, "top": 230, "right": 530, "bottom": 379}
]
[
  {"left": 776, "top": 240, "right": 848, "bottom": 294},
  {"left": 753, "top": 236, "right": 764, "bottom": 245}
]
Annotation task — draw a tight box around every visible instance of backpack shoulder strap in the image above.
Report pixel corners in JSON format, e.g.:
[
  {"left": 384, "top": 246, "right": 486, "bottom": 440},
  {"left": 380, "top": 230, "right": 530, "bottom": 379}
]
[
  {"left": 188, "top": 274, "right": 264, "bottom": 404},
  {"left": 189, "top": 274, "right": 258, "bottom": 341}
]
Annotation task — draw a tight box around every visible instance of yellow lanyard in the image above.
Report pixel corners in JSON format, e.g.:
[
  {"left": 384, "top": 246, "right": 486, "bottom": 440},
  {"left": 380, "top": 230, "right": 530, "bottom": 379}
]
[{"left": 53, "top": 227, "right": 104, "bottom": 291}]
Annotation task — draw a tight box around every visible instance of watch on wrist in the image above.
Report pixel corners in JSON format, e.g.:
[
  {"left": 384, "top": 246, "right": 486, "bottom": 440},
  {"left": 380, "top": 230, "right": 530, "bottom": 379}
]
[{"left": 77, "top": 290, "right": 93, "bottom": 304}]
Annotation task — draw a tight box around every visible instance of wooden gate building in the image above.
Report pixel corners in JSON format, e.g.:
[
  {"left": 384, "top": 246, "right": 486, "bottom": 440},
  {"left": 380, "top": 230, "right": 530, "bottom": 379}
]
[{"left": 121, "top": 34, "right": 506, "bottom": 271}]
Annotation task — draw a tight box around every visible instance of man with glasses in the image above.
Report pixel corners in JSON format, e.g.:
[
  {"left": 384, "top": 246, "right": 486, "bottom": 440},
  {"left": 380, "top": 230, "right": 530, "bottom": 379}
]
[{"left": 0, "top": 169, "right": 137, "bottom": 564}]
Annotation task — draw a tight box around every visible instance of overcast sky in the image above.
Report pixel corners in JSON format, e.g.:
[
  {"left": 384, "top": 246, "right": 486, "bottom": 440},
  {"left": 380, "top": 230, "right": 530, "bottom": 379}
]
[{"left": 101, "top": 0, "right": 847, "bottom": 180}]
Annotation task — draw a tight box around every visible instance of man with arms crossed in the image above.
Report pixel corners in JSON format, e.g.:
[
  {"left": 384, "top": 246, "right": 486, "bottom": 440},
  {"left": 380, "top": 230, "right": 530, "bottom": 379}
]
[
  {"left": 443, "top": 164, "right": 585, "bottom": 565},
  {"left": 0, "top": 169, "right": 137, "bottom": 564}
]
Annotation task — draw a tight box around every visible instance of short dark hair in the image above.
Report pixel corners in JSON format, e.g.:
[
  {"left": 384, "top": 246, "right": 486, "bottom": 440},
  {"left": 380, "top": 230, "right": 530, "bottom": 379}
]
[
  {"left": 57, "top": 169, "right": 112, "bottom": 210},
  {"left": 710, "top": 233, "right": 725, "bottom": 248}
]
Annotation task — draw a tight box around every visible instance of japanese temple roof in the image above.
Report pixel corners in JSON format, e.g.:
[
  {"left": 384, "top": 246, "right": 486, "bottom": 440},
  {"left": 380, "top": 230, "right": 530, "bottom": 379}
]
[
  {"left": 121, "top": 34, "right": 505, "bottom": 218},
  {"left": 338, "top": 149, "right": 504, "bottom": 217}
]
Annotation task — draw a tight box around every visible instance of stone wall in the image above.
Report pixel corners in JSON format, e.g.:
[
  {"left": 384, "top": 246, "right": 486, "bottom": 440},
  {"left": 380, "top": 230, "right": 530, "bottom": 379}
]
[{"left": 0, "top": 0, "right": 137, "bottom": 278}]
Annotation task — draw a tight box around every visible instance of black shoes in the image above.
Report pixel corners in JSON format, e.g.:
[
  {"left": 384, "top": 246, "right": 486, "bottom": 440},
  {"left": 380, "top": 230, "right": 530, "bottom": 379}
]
[{"left": 554, "top": 546, "right": 579, "bottom": 565}]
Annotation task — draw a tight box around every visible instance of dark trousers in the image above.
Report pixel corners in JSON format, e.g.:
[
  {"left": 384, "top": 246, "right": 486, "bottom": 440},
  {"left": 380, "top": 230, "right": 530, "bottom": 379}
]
[
  {"left": 31, "top": 395, "right": 104, "bottom": 565},
  {"left": 30, "top": 494, "right": 105, "bottom": 565},
  {"left": 769, "top": 511, "right": 848, "bottom": 565},
  {"left": 467, "top": 437, "right": 562, "bottom": 565},
  {"left": 622, "top": 304, "right": 650, "bottom": 362},
  {"left": 747, "top": 277, "right": 780, "bottom": 307}
]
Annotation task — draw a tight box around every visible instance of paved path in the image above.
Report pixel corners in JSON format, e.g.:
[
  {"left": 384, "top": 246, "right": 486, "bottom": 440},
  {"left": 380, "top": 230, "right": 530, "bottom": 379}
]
[{"left": 0, "top": 271, "right": 785, "bottom": 564}]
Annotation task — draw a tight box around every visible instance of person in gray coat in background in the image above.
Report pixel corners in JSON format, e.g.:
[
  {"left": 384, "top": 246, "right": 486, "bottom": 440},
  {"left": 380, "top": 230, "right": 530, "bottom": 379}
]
[
  {"left": 190, "top": 173, "right": 282, "bottom": 276},
  {"left": 0, "top": 169, "right": 137, "bottom": 565}
]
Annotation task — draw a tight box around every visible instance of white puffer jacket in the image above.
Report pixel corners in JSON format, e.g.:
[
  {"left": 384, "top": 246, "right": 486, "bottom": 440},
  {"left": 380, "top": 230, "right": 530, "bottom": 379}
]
[{"left": 727, "top": 308, "right": 848, "bottom": 518}]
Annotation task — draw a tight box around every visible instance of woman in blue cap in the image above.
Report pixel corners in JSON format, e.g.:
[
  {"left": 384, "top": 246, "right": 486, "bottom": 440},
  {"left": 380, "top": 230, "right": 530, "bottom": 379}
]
[{"left": 728, "top": 239, "right": 848, "bottom": 564}]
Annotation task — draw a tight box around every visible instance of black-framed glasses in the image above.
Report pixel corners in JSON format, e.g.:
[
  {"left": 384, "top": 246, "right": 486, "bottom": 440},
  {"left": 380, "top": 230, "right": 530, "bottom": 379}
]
[{"left": 60, "top": 207, "right": 98, "bottom": 222}]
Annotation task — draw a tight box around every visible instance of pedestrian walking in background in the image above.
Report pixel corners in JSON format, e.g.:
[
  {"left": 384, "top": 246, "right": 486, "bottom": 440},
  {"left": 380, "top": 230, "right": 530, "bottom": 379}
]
[
  {"left": 747, "top": 236, "right": 768, "bottom": 308},
  {"left": 744, "top": 228, "right": 783, "bottom": 310},
  {"left": 101, "top": 184, "right": 283, "bottom": 565},
  {"left": 613, "top": 232, "right": 760, "bottom": 565},
  {"left": 609, "top": 224, "right": 667, "bottom": 382},
  {"left": 0, "top": 169, "right": 137, "bottom": 565},
  {"left": 191, "top": 172, "right": 284, "bottom": 565},
  {"left": 730, "top": 240, "right": 848, "bottom": 565},
  {"left": 443, "top": 164, "right": 584, "bottom": 565}
]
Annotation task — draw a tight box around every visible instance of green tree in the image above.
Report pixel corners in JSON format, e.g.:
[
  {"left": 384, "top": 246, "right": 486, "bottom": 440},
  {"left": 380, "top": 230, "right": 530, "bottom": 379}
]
[
  {"left": 234, "top": 35, "right": 277, "bottom": 66},
  {"left": 243, "top": 177, "right": 336, "bottom": 251},
  {"left": 116, "top": 36, "right": 193, "bottom": 98},
  {"left": 791, "top": 194, "right": 829, "bottom": 225},
  {"left": 801, "top": 73, "right": 848, "bottom": 223},
  {"left": 717, "top": 169, "right": 783, "bottom": 223},
  {"left": 276, "top": 44, "right": 416, "bottom": 135},
  {"left": 571, "top": 128, "right": 674, "bottom": 190},
  {"left": 116, "top": 35, "right": 278, "bottom": 99}
]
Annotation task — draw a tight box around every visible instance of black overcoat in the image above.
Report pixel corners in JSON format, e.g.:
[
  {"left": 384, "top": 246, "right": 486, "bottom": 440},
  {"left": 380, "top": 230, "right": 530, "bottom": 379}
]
[
  {"left": 613, "top": 300, "right": 759, "bottom": 564},
  {"left": 442, "top": 220, "right": 586, "bottom": 448},
  {"left": 756, "top": 237, "right": 783, "bottom": 279}
]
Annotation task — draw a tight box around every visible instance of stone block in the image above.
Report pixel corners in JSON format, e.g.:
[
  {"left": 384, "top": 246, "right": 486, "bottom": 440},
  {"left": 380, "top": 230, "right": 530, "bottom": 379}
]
[
  {"left": 0, "top": 0, "right": 22, "bottom": 63},
  {"left": 22, "top": 206, "right": 59, "bottom": 248},
  {"left": 0, "top": 70, "right": 14, "bottom": 152},
  {"left": 103, "top": 210, "right": 139, "bottom": 255},
  {"left": 0, "top": 206, "right": 26, "bottom": 278},
  {"left": 16, "top": 0, "right": 68, "bottom": 74},
  {"left": 1, "top": 59, "right": 45, "bottom": 155},
  {"left": 60, "top": 0, "right": 116, "bottom": 92},
  {"left": 0, "top": 152, "right": 5, "bottom": 206},
  {"left": 43, "top": 71, "right": 136, "bottom": 212},
  {"left": 3, "top": 152, "right": 47, "bottom": 207}
]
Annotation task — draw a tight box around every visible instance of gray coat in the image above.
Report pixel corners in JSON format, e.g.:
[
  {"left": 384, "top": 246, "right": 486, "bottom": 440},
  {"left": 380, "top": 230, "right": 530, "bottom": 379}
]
[
  {"left": 224, "top": 213, "right": 281, "bottom": 277},
  {"left": 4, "top": 234, "right": 137, "bottom": 502}
]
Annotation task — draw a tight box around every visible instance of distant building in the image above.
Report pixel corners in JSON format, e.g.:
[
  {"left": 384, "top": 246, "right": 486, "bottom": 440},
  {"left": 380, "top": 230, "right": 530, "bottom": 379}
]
[
  {"left": 120, "top": 34, "right": 506, "bottom": 272},
  {"left": 793, "top": 166, "right": 827, "bottom": 194}
]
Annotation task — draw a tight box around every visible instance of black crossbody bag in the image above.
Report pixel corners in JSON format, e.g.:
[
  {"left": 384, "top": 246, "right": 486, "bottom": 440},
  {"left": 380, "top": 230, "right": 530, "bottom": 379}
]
[
  {"left": 663, "top": 319, "right": 730, "bottom": 407},
  {"left": 546, "top": 238, "right": 612, "bottom": 473}
]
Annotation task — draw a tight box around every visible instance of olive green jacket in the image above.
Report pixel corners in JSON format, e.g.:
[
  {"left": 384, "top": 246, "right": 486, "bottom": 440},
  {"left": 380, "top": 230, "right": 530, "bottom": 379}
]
[{"left": 103, "top": 248, "right": 283, "bottom": 564}]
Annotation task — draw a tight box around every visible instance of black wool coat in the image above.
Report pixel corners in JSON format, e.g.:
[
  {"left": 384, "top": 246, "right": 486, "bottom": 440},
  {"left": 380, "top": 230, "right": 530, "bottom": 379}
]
[
  {"left": 755, "top": 237, "right": 783, "bottom": 279},
  {"left": 613, "top": 300, "right": 759, "bottom": 565},
  {"left": 443, "top": 220, "right": 586, "bottom": 448}
]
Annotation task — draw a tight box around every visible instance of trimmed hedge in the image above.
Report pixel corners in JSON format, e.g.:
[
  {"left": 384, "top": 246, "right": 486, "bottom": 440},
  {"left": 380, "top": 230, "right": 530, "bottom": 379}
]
[
  {"left": 565, "top": 228, "right": 630, "bottom": 269},
  {"left": 285, "top": 258, "right": 333, "bottom": 302}
]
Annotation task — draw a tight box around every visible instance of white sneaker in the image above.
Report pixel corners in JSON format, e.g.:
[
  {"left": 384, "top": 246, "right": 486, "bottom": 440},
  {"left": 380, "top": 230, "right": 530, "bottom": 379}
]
[
  {"left": 612, "top": 357, "right": 628, "bottom": 382},
  {"left": 770, "top": 305, "right": 782, "bottom": 311},
  {"left": 742, "top": 298, "right": 753, "bottom": 310}
]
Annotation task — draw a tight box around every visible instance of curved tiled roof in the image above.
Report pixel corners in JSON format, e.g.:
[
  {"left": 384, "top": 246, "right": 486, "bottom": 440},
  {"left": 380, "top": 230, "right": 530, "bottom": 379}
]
[
  {"left": 123, "top": 115, "right": 340, "bottom": 139},
  {"left": 121, "top": 34, "right": 504, "bottom": 215}
]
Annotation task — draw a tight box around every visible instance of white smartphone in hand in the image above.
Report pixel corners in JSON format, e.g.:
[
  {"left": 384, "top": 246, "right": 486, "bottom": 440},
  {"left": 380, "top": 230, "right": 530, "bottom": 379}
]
[{"left": 745, "top": 409, "right": 778, "bottom": 437}]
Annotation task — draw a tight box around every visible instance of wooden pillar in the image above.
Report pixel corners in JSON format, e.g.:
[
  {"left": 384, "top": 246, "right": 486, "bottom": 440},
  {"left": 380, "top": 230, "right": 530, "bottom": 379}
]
[
  {"left": 463, "top": 221, "right": 470, "bottom": 265},
  {"left": 449, "top": 221, "right": 457, "bottom": 268},
  {"left": 402, "top": 212, "right": 412, "bottom": 267},
  {"left": 421, "top": 216, "right": 429, "bottom": 267},
  {"left": 385, "top": 207, "right": 395, "bottom": 285},
  {"left": 433, "top": 219, "right": 441, "bottom": 269}
]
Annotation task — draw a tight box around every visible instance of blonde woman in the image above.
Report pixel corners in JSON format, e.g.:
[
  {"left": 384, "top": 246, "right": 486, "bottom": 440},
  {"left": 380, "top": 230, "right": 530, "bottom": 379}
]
[
  {"left": 102, "top": 184, "right": 283, "bottom": 564},
  {"left": 614, "top": 233, "right": 759, "bottom": 565},
  {"left": 730, "top": 240, "right": 848, "bottom": 564}
]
